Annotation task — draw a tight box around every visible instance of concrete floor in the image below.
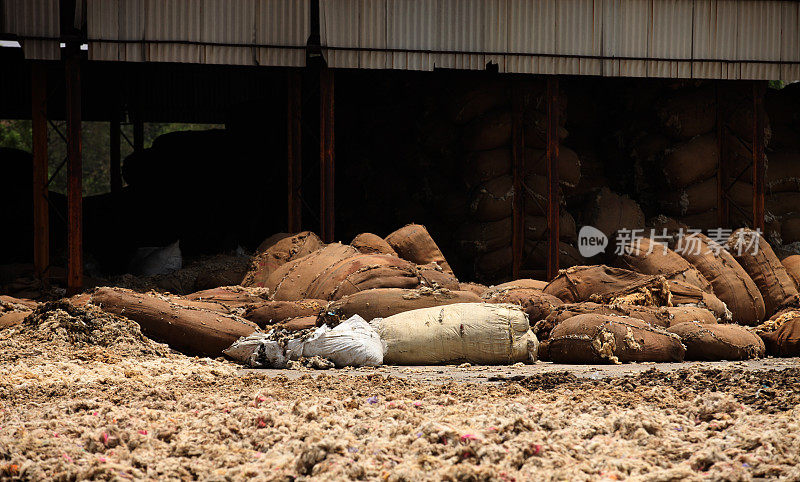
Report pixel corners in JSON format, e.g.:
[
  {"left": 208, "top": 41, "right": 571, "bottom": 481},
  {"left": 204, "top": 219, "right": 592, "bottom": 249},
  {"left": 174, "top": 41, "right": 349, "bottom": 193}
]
[{"left": 243, "top": 357, "right": 800, "bottom": 384}]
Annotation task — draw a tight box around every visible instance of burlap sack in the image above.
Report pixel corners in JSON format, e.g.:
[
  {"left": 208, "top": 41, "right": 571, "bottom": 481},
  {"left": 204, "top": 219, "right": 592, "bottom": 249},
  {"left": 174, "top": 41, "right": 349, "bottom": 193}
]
[
  {"left": 416, "top": 263, "right": 461, "bottom": 291},
  {"left": 377, "top": 303, "right": 537, "bottom": 365},
  {"left": 267, "top": 243, "right": 360, "bottom": 301},
  {"left": 351, "top": 233, "right": 398, "bottom": 256},
  {"left": 522, "top": 241, "right": 585, "bottom": 271},
  {"left": 91, "top": 287, "right": 257, "bottom": 357},
  {"left": 726, "top": 228, "right": 799, "bottom": 316},
  {"left": 545, "top": 314, "right": 685, "bottom": 364},
  {"left": 616, "top": 237, "right": 712, "bottom": 292},
  {"left": 325, "top": 287, "right": 482, "bottom": 322},
  {"left": 306, "top": 254, "right": 421, "bottom": 301},
  {"left": 656, "top": 86, "right": 716, "bottom": 139},
  {"left": 448, "top": 83, "right": 509, "bottom": 125},
  {"left": 526, "top": 146, "right": 582, "bottom": 188},
  {"left": 456, "top": 212, "right": 576, "bottom": 255},
  {"left": 662, "top": 133, "right": 718, "bottom": 188},
  {"left": 482, "top": 286, "right": 562, "bottom": 322},
  {"left": 523, "top": 109, "right": 568, "bottom": 149},
  {"left": 584, "top": 187, "right": 646, "bottom": 238},
  {"left": 781, "top": 218, "right": 800, "bottom": 244},
  {"left": 543, "top": 265, "right": 671, "bottom": 306},
  {"left": 765, "top": 150, "right": 800, "bottom": 193},
  {"left": 667, "top": 322, "right": 765, "bottom": 360},
  {"left": 660, "top": 177, "right": 752, "bottom": 216},
  {"left": 667, "top": 279, "right": 731, "bottom": 321},
  {"left": 673, "top": 233, "right": 765, "bottom": 325},
  {"left": 666, "top": 306, "right": 719, "bottom": 326},
  {"left": 459, "top": 282, "right": 489, "bottom": 297},
  {"left": 758, "top": 309, "right": 800, "bottom": 357},
  {"left": 185, "top": 286, "right": 269, "bottom": 309},
  {"left": 470, "top": 175, "right": 515, "bottom": 222},
  {"left": 782, "top": 255, "right": 800, "bottom": 289},
  {"left": 462, "top": 109, "right": 512, "bottom": 151},
  {"left": 385, "top": 224, "right": 454, "bottom": 275},
  {"left": 534, "top": 302, "right": 675, "bottom": 341},
  {"left": 767, "top": 192, "right": 800, "bottom": 218},
  {"left": 492, "top": 279, "right": 548, "bottom": 291},
  {"left": 243, "top": 231, "right": 324, "bottom": 288},
  {"left": 242, "top": 299, "right": 326, "bottom": 328}
]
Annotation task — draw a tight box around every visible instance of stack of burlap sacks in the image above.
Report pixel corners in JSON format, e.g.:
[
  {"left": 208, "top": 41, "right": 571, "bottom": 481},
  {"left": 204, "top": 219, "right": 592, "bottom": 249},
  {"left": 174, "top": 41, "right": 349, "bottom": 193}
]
[
  {"left": 626, "top": 82, "right": 767, "bottom": 230},
  {"left": 764, "top": 83, "right": 800, "bottom": 250},
  {"left": 428, "top": 79, "right": 585, "bottom": 282}
]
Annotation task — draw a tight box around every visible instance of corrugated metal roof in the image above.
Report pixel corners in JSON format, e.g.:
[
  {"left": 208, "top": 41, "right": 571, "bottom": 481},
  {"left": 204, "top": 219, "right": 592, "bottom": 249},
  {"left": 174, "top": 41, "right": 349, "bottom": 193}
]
[
  {"left": 320, "top": 0, "right": 800, "bottom": 80},
  {"left": 86, "top": 0, "right": 309, "bottom": 67},
  {"left": 1, "top": 0, "right": 60, "bottom": 60}
]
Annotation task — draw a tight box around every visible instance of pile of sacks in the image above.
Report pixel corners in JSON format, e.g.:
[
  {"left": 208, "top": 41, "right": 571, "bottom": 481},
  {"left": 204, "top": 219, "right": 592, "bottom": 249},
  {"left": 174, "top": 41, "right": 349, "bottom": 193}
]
[{"left": 7, "top": 223, "right": 798, "bottom": 367}]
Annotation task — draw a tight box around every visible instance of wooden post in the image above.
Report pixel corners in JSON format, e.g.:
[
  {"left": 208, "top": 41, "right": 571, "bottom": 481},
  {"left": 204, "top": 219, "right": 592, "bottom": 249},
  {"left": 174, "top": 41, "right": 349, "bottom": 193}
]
[
  {"left": 752, "top": 81, "right": 766, "bottom": 233},
  {"left": 288, "top": 69, "right": 302, "bottom": 233},
  {"left": 320, "top": 66, "right": 335, "bottom": 243},
  {"left": 511, "top": 81, "right": 525, "bottom": 280},
  {"left": 65, "top": 52, "right": 83, "bottom": 294},
  {"left": 716, "top": 82, "right": 729, "bottom": 228},
  {"left": 31, "top": 63, "right": 49, "bottom": 282},
  {"left": 545, "top": 77, "right": 560, "bottom": 281},
  {"left": 110, "top": 111, "right": 122, "bottom": 193}
]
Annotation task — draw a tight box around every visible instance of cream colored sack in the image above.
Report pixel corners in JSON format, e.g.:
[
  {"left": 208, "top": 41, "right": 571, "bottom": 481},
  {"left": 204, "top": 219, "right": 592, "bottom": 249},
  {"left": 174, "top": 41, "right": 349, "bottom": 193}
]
[{"left": 375, "top": 303, "right": 538, "bottom": 365}]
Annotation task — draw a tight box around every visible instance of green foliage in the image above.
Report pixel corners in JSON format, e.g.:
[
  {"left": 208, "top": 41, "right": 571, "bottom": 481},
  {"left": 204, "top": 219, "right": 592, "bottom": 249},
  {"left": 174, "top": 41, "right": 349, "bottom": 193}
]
[{"left": 768, "top": 80, "right": 785, "bottom": 90}]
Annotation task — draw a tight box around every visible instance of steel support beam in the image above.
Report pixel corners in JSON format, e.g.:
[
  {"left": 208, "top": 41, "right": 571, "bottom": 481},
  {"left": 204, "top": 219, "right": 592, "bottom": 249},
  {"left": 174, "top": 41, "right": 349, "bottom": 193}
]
[
  {"left": 65, "top": 52, "right": 83, "bottom": 294},
  {"left": 320, "top": 66, "right": 335, "bottom": 243},
  {"left": 545, "top": 77, "right": 560, "bottom": 281},
  {"left": 288, "top": 69, "right": 302, "bottom": 233},
  {"left": 31, "top": 63, "right": 49, "bottom": 283},
  {"left": 110, "top": 112, "right": 122, "bottom": 193},
  {"left": 511, "top": 81, "right": 525, "bottom": 280},
  {"left": 752, "top": 81, "right": 766, "bottom": 233},
  {"left": 716, "top": 82, "right": 729, "bottom": 228}
]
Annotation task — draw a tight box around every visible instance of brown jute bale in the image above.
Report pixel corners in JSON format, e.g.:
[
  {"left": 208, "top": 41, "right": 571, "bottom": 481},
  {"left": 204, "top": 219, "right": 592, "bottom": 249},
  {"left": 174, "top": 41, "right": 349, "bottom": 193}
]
[
  {"left": 534, "top": 302, "right": 675, "bottom": 341},
  {"left": 526, "top": 146, "right": 582, "bottom": 188},
  {"left": 667, "top": 322, "right": 765, "bottom": 361},
  {"left": 726, "top": 228, "right": 799, "bottom": 316},
  {"left": 764, "top": 149, "right": 800, "bottom": 192},
  {"left": 656, "top": 86, "right": 716, "bottom": 139},
  {"left": 469, "top": 175, "right": 515, "bottom": 222},
  {"left": 351, "top": 233, "right": 398, "bottom": 256},
  {"left": 305, "top": 254, "right": 421, "bottom": 301},
  {"left": 667, "top": 279, "right": 731, "bottom": 321},
  {"left": 543, "top": 265, "right": 671, "bottom": 306},
  {"left": 326, "top": 287, "right": 482, "bottom": 322},
  {"left": 660, "top": 177, "right": 752, "bottom": 216},
  {"left": 243, "top": 231, "right": 324, "bottom": 288},
  {"left": 782, "top": 255, "right": 800, "bottom": 289},
  {"left": 90, "top": 287, "right": 257, "bottom": 357},
  {"left": 185, "top": 286, "right": 269, "bottom": 308},
  {"left": 545, "top": 314, "right": 685, "bottom": 364},
  {"left": 277, "top": 315, "right": 318, "bottom": 332},
  {"left": 255, "top": 232, "right": 291, "bottom": 254},
  {"left": 492, "top": 279, "right": 548, "bottom": 291},
  {"left": 242, "top": 299, "right": 326, "bottom": 328},
  {"left": 416, "top": 263, "right": 460, "bottom": 291},
  {"left": 781, "top": 218, "right": 800, "bottom": 245},
  {"left": 523, "top": 109, "right": 569, "bottom": 149},
  {"left": 522, "top": 241, "right": 585, "bottom": 271},
  {"left": 456, "top": 212, "right": 576, "bottom": 256},
  {"left": 757, "top": 308, "right": 800, "bottom": 356},
  {"left": 673, "top": 233, "right": 765, "bottom": 325},
  {"left": 0, "top": 310, "right": 30, "bottom": 329},
  {"left": 666, "top": 306, "right": 719, "bottom": 326},
  {"left": 616, "top": 237, "right": 713, "bottom": 292},
  {"left": 462, "top": 109, "right": 512, "bottom": 151},
  {"left": 448, "top": 84, "right": 509, "bottom": 125},
  {"left": 385, "top": 224, "right": 453, "bottom": 275},
  {"left": 482, "top": 286, "right": 562, "bottom": 322},
  {"left": 662, "top": 133, "right": 718, "bottom": 188},
  {"left": 459, "top": 282, "right": 489, "bottom": 297},
  {"left": 267, "top": 243, "right": 360, "bottom": 301},
  {"left": 584, "top": 187, "right": 645, "bottom": 238},
  {"left": 767, "top": 192, "right": 800, "bottom": 218}
]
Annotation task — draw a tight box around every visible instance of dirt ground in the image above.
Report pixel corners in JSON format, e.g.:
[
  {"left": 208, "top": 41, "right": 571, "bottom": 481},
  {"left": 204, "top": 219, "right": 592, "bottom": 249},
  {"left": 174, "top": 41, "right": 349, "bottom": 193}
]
[{"left": 1, "top": 303, "right": 799, "bottom": 481}]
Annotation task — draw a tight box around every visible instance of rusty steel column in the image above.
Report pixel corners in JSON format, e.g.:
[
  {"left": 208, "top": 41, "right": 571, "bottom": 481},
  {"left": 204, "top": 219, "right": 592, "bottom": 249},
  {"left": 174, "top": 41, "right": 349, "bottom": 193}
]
[
  {"left": 65, "top": 52, "right": 83, "bottom": 294},
  {"left": 110, "top": 112, "right": 122, "bottom": 194},
  {"left": 320, "top": 66, "right": 335, "bottom": 243},
  {"left": 752, "top": 81, "right": 766, "bottom": 233},
  {"left": 511, "top": 81, "right": 525, "bottom": 280},
  {"left": 31, "top": 63, "right": 49, "bottom": 282},
  {"left": 716, "top": 82, "right": 729, "bottom": 228},
  {"left": 545, "top": 77, "right": 560, "bottom": 281},
  {"left": 287, "top": 69, "right": 302, "bottom": 233}
]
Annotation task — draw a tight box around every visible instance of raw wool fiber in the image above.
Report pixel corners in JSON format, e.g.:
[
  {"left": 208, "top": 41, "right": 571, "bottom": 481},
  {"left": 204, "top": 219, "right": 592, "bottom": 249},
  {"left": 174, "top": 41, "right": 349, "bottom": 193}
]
[
  {"left": 4, "top": 346, "right": 800, "bottom": 482},
  {"left": 753, "top": 308, "right": 800, "bottom": 357},
  {"left": 0, "top": 300, "right": 171, "bottom": 362},
  {"left": 544, "top": 314, "right": 685, "bottom": 364},
  {"left": 726, "top": 228, "right": 799, "bottom": 317},
  {"left": 544, "top": 265, "right": 672, "bottom": 307},
  {"left": 668, "top": 322, "right": 765, "bottom": 361},
  {"left": 673, "top": 233, "right": 765, "bottom": 325}
]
